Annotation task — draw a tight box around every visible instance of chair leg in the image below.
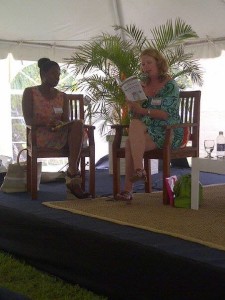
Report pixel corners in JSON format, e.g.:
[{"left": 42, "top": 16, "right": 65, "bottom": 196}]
[
  {"left": 144, "top": 158, "right": 152, "bottom": 193},
  {"left": 163, "top": 181, "right": 169, "bottom": 205},
  {"left": 89, "top": 147, "right": 95, "bottom": 198},
  {"left": 27, "top": 155, "right": 31, "bottom": 193},
  {"left": 80, "top": 150, "right": 95, "bottom": 198},
  {"left": 80, "top": 157, "right": 86, "bottom": 192},
  {"left": 162, "top": 157, "right": 170, "bottom": 205},
  {"left": 31, "top": 156, "right": 38, "bottom": 200},
  {"left": 113, "top": 156, "right": 121, "bottom": 198}
]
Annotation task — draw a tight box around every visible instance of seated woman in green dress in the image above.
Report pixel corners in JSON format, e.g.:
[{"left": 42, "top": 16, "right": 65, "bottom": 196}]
[{"left": 116, "top": 48, "right": 184, "bottom": 202}]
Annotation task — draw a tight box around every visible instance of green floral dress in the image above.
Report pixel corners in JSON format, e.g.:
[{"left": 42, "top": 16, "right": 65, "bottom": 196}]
[{"left": 140, "top": 79, "right": 183, "bottom": 148}]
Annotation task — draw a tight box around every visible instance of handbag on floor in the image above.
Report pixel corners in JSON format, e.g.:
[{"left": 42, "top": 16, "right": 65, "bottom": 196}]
[
  {"left": 0, "top": 148, "right": 42, "bottom": 193},
  {"left": 165, "top": 175, "right": 178, "bottom": 206},
  {"left": 173, "top": 174, "right": 203, "bottom": 208}
]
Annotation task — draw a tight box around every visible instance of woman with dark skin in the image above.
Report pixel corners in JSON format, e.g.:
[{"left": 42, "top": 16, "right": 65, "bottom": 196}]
[{"left": 22, "top": 57, "right": 91, "bottom": 198}]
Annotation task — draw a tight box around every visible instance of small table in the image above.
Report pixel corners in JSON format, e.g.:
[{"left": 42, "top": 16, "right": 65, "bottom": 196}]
[{"left": 191, "top": 157, "right": 225, "bottom": 210}]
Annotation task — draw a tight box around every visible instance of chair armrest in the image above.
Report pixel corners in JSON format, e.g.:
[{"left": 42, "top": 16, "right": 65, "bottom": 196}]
[
  {"left": 163, "top": 122, "right": 198, "bottom": 148},
  {"left": 111, "top": 125, "right": 129, "bottom": 150},
  {"left": 84, "top": 124, "right": 95, "bottom": 130},
  {"left": 164, "top": 122, "right": 198, "bottom": 130},
  {"left": 26, "top": 124, "right": 47, "bottom": 149},
  {"left": 111, "top": 122, "right": 198, "bottom": 150}
]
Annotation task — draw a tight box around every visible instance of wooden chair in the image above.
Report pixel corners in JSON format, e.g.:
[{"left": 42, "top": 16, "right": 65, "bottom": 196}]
[
  {"left": 111, "top": 90, "right": 201, "bottom": 204},
  {"left": 26, "top": 94, "right": 95, "bottom": 200}
]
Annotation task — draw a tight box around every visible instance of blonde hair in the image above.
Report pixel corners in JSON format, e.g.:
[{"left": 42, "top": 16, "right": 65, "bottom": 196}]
[{"left": 140, "top": 48, "right": 169, "bottom": 81}]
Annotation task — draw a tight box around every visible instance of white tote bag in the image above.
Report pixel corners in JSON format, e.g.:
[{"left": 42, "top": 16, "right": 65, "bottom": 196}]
[{"left": 0, "top": 148, "right": 42, "bottom": 193}]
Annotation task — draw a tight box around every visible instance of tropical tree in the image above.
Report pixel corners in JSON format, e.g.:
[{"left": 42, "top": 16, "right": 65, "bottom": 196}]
[{"left": 65, "top": 18, "right": 203, "bottom": 135}]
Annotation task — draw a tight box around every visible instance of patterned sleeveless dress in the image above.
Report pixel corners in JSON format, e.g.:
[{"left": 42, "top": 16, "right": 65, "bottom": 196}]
[
  {"left": 140, "top": 79, "right": 184, "bottom": 149},
  {"left": 32, "top": 87, "right": 68, "bottom": 149}
]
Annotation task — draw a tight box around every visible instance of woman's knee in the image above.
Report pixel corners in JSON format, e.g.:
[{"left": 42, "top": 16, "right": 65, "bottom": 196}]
[
  {"left": 145, "top": 132, "right": 157, "bottom": 151},
  {"left": 129, "top": 119, "right": 146, "bottom": 131}
]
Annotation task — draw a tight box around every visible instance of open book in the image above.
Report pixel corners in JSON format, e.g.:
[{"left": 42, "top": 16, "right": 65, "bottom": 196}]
[{"left": 119, "top": 75, "right": 147, "bottom": 102}]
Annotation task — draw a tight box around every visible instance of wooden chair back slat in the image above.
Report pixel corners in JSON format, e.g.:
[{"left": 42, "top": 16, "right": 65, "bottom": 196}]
[{"left": 67, "top": 94, "right": 85, "bottom": 120}]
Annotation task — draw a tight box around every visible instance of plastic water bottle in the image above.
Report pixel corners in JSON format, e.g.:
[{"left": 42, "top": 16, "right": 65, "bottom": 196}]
[{"left": 216, "top": 131, "right": 225, "bottom": 158}]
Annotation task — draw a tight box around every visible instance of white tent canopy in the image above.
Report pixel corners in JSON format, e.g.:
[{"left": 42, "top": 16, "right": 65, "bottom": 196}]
[
  {"left": 0, "top": 0, "right": 225, "bottom": 162},
  {"left": 1, "top": 0, "right": 225, "bottom": 61}
]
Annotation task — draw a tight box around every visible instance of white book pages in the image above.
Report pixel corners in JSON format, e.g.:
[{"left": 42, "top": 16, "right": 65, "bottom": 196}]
[{"left": 120, "top": 76, "right": 147, "bottom": 102}]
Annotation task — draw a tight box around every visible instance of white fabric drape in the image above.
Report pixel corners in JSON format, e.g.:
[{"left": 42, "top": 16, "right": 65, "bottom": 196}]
[{"left": 1, "top": 0, "right": 225, "bottom": 61}]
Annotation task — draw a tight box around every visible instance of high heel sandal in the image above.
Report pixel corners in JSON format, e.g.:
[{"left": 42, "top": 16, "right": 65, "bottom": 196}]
[
  {"left": 66, "top": 170, "right": 81, "bottom": 179},
  {"left": 130, "top": 168, "right": 147, "bottom": 183},
  {"left": 115, "top": 191, "right": 133, "bottom": 203},
  {"left": 66, "top": 171, "right": 91, "bottom": 199},
  {"left": 66, "top": 180, "right": 92, "bottom": 199}
]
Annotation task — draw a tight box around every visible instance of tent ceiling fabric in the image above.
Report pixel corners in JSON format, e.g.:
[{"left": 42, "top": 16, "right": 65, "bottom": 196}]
[{"left": 1, "top": 0, "right": 225, "bottom": 61}]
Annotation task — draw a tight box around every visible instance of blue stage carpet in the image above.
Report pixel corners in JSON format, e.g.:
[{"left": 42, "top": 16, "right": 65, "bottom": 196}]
[{"left": 1, "top": 167, "right": 225, "bottom": 299}]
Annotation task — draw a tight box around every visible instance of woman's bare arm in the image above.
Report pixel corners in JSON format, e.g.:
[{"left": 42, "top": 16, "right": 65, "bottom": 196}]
[
  {"left": 127, "top": 100, "right": 168, "bottom": 120},
  {"left": 22, "top": 87, "right": 33, "bottom": 125}
]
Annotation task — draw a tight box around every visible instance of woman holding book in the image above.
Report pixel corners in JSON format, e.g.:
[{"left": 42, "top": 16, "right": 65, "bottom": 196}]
[
  {"left": 22, "top": 57, "right": 91, "bottom": 198},
  {"left": 116, "top": 48, "right": 184, "bottom": 202}
]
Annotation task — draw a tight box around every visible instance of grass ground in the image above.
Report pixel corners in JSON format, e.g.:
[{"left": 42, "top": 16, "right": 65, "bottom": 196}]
[{"left": 0, "top": 251, "right": 107, "bottom": 300}]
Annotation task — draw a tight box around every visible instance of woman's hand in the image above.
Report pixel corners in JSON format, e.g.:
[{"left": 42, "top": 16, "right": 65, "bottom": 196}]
[
  {"left": 47, "top": 119, "right": 63, "bottom": 130},
  {"left": 126, "top": 99, "right": 144, "bottom": 118}
]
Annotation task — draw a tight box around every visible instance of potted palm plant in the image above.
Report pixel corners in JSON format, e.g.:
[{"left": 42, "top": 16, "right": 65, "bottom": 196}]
[
  {"left": 64, "top": 18, "right": 203, "bottom": 173},
  {"left": 65, "top": 18, "right": 203, "bottom": 134}
]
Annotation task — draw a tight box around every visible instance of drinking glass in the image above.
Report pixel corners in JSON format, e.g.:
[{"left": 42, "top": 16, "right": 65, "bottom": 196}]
[{"left": 204, "top": 140, "right": 215, "bottom": 158}]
